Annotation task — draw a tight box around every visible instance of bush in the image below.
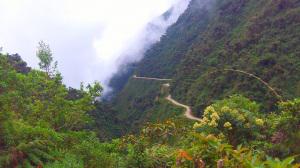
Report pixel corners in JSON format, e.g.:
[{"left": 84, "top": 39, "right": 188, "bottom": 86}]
[
  {"left": 193, "top": 95, "right": 266, "bottom": 145},
  {"left": 269, "top": 98, "right": 300, "bottom": 158}
]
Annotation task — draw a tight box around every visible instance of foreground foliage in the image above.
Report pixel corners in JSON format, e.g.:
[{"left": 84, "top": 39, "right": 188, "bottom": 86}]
[
  {"left": 101, "top": 96, "right": 300, "bottom": 168},
  {"left": 0, "top": 53, "right": 300, "bottom": 167},
  {"left": 0, "top": 53, "right": 102, "bottom": 167}
]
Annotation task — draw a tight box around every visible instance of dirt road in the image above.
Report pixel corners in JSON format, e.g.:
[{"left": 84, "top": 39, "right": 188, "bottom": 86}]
[
  {"left": 133, "top": 75, "right": 201, "bottom": 121},
  {"left": 133, "top": 75, "right": 172, "bottom": 81}
]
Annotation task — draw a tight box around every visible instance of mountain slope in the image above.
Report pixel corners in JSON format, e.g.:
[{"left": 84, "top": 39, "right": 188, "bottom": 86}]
[
  {"left": 171, "top": 0, "right": 300, "bottom": 115},
  {"left": 112, "top": 0, "right": 300, "bottom": 131}
]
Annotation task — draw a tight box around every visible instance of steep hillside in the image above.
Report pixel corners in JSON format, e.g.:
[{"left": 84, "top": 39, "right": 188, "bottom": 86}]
[
  {"left": 137, "top": 0, "right": 214, "bottom": 78},
  {"left": 112, "top": 0, "right": 300, "bottom": 130},
  {"left": 112, "top": 0, "right": 216, "bottom": 131},
  {"left": 113, "top": 78, "right": 184, "bottom": 133},
  {"left": 171, "top": 0, "right": 300, "bottom": 115}
]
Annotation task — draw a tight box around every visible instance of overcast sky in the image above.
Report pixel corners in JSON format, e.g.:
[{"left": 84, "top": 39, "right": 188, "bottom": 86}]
[{"left": 0, "top": 0, "right": 190, "bottom": 91}]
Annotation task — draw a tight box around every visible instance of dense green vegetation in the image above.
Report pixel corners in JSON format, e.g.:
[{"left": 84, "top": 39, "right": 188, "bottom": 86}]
[
  {"left": 171, "top": 0, "right": 300, "bottom": 115},
  {"left": 113, "top": 0, "right": 300, "bottom": 129},
  {"left": 0, "top": 51, "right": 105, "bottom": 167},
  {"left": 1, "top": 0, "right": 300, "bottom": 167},
  {"left": 113, "top": 78, "right": 184, "bottom": 133},
  {"left": 103, "top": 0, "right": 300, "bottom": 166},
  {"left": 104, "top": 96, "right": 300, "bottom": 167},
  {"left": 1, "top": 51, "right": 299, "bottom": 167}
]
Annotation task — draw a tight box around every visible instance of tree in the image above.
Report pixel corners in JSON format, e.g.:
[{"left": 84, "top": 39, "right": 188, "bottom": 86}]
[{"left": 36, "top": 41, "right": 57, "bottom": 76}]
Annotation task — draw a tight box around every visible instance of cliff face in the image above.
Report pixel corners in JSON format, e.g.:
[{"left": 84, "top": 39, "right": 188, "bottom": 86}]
[{"left": 112, "top": 0, "right": 300, "bottom": 131}]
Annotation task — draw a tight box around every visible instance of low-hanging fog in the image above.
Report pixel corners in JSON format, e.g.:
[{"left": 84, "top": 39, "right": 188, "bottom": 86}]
[{"left": 0, "top": 0, "right": 190, "bottom": 92}]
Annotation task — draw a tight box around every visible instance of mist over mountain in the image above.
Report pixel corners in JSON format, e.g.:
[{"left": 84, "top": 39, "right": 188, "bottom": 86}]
[
  {"left": 0, "top": 0, "right": 190, "bottom": 91},
  {"left": 111, "top": 0, "right": 300, "bottom": 135},
  {"left": 101, "top": 0, "right": 191, "bottom": 94},
  {"left": 0, "top": 0, "right": 300, "bottom": 167}
]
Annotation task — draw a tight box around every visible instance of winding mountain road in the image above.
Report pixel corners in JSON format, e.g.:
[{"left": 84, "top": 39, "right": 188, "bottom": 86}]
[
  {"left": 133, "top": 75, "right": 201, "bottom": 121},
  {"left": 133, "top": 75, "right": 172, "bottom": 81}
]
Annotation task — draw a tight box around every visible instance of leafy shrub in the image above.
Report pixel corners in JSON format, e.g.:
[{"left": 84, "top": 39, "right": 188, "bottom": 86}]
[
  {"left": 44, "top": 153, "right": 84, "bottom": 168},
  {"left": 193, "top": 95, "right": 266, "bottom": 145},
  {"left": 268, "top": 98, "right": 300, "bottom": 158}
]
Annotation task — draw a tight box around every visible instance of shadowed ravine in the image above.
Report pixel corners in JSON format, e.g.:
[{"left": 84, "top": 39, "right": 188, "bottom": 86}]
[{"left": 133, "top": 75, "right": 201, "bottom": 121}]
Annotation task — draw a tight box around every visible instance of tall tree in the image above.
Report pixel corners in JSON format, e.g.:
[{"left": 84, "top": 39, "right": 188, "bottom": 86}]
[{"left": 36, "top": 41, "right": 57, "bottom": 76}]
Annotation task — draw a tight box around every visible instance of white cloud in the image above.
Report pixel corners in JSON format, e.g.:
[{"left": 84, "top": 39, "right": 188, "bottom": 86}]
[{"left": 0, "top": 0, "right": 190, "bottom": 91}]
